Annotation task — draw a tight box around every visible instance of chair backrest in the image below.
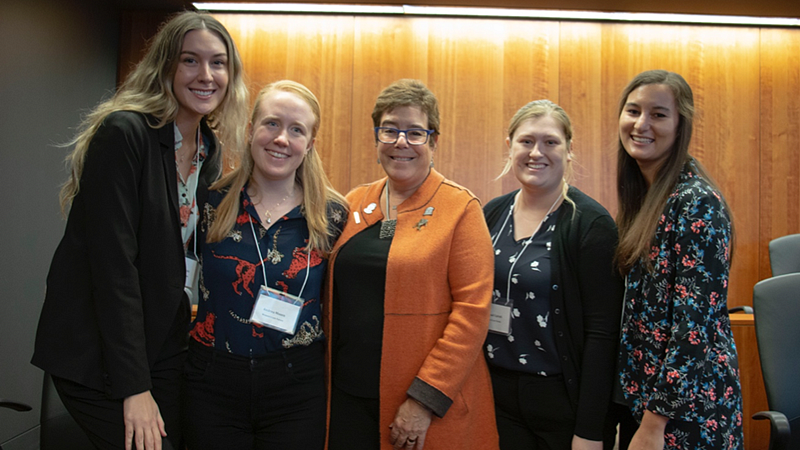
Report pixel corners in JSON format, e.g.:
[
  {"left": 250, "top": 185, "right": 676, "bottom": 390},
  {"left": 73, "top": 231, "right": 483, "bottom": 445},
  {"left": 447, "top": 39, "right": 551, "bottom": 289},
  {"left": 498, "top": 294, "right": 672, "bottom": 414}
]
[
  {"left": 753, "top": 273, "right": 800, "bottom": 426},
  {"left": 769, "top": 234, "right": 800, "bottom": 276}
]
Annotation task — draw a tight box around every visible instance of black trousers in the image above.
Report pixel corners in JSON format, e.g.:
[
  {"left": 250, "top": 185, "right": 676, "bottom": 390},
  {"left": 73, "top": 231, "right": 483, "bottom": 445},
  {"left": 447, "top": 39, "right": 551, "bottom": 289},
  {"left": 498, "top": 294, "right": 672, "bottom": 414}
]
[
  {"left": 52, "top": 352, "right": 184, "bottom": 450},
  {"left": 328, "top": 385, "right": 380, "bottom": 450},
  {"left": 182, "top": 341, "right": 326, "bottom": 450},
  {"left": 490, "top": 365, "right": 575, "bottom": 450}
]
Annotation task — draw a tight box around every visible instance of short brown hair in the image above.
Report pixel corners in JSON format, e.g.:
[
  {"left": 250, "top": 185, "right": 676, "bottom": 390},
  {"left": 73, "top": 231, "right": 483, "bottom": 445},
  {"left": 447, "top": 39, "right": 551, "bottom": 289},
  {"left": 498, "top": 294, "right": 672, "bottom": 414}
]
[{"left": 371, "top": 79, "right": 440, "bottom": 140}]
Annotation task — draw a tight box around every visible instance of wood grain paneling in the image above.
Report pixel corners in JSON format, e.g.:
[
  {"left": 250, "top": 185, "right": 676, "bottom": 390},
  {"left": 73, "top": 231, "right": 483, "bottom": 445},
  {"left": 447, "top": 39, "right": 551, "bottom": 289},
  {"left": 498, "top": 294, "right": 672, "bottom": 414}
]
[
  {"left": 760, "top": 29, "right": 800, "bottom": 279},
  {"left": 214, "top": 14, "right": 356, "bottom": 195}
]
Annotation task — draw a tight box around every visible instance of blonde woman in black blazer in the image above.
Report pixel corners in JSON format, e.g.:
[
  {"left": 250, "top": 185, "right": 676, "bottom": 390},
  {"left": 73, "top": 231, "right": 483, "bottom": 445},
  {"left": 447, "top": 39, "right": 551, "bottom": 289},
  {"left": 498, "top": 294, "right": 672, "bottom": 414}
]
[{"left": 31, "top": 12, "right": 248, "bottom": 450}]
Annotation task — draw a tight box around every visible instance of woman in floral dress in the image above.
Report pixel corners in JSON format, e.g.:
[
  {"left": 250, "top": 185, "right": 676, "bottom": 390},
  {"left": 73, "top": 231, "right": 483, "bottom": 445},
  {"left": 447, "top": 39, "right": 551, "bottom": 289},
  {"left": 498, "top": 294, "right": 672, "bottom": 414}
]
[{"left": 614, "top": 69, "right": 743, "bottom": 449}]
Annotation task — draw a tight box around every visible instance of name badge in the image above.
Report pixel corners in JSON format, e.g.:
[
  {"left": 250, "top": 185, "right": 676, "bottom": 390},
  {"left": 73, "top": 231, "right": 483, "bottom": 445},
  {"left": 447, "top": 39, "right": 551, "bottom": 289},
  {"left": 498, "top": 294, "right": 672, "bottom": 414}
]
[
  {"left": 184, "top": 252, "right": 199, "bottom": 304},
  {"left": 489, "top": 303, "right": 512, "bottom": 335},
  {"left": 250, "top": 286, "right": 304, "bottom": 335}
]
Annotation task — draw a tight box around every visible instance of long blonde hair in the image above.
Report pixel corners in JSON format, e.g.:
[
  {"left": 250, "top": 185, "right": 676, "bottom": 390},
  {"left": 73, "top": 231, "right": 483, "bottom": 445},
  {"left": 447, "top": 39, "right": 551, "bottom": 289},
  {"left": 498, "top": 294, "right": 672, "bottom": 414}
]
[
  {"left": 615, "top": 70, "right": 731, "bottom": 273},
  {"left": 59, "top": 11, "right": 249, "bottom": 214},
  {"left": 498, "top": 99, "right": 575, "bottom": 212},
  {"left": 207, "top": 80, "right": 346, "bottom": 254}
]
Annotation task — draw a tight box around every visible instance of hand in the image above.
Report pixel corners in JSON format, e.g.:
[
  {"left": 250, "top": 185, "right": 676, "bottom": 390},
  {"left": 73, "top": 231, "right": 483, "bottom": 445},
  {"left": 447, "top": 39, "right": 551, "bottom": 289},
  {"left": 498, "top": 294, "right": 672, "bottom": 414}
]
[
  {"left": 572, "top": 435, "right": 603, "bottom": 450},
  {"left": 389, "top": 398, "right": 433, "bottom": 450},
  {"left": 628, "top": 410, "right": 667, "bottom": 450},
  {"left": 123, "top": 390, "right": 166, "bottom": 450}
]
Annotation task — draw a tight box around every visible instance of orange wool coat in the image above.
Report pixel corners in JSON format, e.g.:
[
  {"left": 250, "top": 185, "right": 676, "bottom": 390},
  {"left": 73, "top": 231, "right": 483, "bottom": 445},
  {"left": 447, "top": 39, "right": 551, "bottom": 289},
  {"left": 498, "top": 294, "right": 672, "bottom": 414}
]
[{"left": 323, "top": 170, "right": 500, "bottom": 450}]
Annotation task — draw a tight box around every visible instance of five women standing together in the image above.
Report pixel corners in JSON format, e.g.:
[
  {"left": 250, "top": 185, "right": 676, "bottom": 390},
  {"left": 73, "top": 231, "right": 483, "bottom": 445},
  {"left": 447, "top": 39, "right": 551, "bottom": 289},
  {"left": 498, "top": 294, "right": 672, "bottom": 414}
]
[{"left": 32, "top": 9, "right": 743, "bottom": 447}]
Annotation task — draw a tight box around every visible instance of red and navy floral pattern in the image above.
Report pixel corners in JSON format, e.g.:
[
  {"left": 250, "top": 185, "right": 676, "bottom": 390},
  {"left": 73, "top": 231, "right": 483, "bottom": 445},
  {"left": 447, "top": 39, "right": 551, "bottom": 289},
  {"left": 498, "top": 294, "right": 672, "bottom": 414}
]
[
  {"left": 189, "top": 186, "right": 345, "bottom": 356},
  {"left": 618, "top": 164, "right": 744, "bottom": 449}
]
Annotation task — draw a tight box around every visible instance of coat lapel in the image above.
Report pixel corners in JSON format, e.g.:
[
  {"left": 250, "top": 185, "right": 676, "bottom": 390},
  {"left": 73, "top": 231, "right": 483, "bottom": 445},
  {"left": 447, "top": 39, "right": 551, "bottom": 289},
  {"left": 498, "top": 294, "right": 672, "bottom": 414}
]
[{"left": 159, "top": 121, "right": 181, "bottom": 230}]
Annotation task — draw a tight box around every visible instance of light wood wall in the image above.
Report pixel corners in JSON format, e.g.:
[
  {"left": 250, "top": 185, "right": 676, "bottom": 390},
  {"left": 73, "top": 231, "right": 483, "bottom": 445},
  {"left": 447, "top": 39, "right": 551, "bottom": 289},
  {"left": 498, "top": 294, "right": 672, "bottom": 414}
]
[{"left": 207, "top": 15, "right": 800, "bottom": 448}]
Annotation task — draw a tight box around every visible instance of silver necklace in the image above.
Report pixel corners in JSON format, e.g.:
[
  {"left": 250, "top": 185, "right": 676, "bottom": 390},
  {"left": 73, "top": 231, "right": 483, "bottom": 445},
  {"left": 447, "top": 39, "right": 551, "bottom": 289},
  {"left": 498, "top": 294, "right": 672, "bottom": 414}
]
[{"left": 379, "top": 182, "right": 397, "bottom": 239}]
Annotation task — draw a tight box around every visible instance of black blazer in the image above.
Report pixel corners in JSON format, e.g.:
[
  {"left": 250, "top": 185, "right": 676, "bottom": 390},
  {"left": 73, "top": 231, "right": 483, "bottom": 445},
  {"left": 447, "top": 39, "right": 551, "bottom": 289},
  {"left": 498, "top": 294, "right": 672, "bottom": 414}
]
[{"left": 32, "top": 111, "right": 220, "bottom": 400}]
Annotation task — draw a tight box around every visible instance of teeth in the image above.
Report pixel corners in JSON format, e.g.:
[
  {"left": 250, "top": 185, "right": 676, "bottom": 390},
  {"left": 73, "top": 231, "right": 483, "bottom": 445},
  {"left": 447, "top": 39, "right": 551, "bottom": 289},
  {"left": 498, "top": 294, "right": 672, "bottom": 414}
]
[
  {"left": 392, "top": 157, "right": 413, "bottom": 161},
  {"left": 632, "top": 136, "right": 654, "bottom": 143},
  {"left": 267, "top": 150, "right": 288, "bottom": 158},
  {"left": 527, "top": 163, "right": 546, "bottom": 169},
  {"left": 192, "top": 89, "right": 213, "bottom": 96}
]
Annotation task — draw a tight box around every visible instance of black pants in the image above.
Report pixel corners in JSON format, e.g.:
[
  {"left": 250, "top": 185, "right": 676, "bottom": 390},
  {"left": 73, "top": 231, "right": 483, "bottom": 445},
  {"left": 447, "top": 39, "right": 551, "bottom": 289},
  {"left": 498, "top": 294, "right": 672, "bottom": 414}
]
[
  {"left": 603, "top": 402, "right": 638, "bottom": 450},
  {"left": 182, "top": 341, "right": 326, "bottom": 450},
  {"left": 52, "top": 352, "right": 184, "bottom": 450},
  {"left": 328, "top": 385, "right": 380, "bottom": 450},
  {"left": 490, "top": 366, "right": 575, "bottom": 450}
]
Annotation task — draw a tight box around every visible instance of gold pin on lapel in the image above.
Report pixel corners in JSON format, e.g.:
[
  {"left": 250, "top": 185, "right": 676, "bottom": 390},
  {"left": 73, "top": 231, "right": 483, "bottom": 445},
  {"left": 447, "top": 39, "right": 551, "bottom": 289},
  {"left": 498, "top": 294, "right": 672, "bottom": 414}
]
[{"left": 414, "top": 218, "right": 428, "bottom": 231}]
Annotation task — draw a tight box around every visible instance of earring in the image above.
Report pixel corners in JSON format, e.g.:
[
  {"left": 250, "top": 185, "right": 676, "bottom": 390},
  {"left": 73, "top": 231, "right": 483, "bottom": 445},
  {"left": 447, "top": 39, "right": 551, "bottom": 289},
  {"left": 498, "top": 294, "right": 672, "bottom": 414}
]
[
  {"left": 430, "top": 158, "right": 435, "bottom": 168},
  {"left": 377, "top": 158, "right": 381, "bottom": 165}
]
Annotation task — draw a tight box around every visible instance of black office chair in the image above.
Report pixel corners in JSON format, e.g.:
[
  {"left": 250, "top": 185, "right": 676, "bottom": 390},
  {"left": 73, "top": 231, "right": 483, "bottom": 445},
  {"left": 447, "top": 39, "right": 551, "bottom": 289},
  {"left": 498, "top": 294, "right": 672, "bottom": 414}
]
[
  {"left": 769, "top": 234, "right": 800, "bottom": 276},
  {"left": 0, "top": 395, "right": 32, "bottom": 449},
  {"left": 752, "top": 273, "right": 800, "bottom": 450}
]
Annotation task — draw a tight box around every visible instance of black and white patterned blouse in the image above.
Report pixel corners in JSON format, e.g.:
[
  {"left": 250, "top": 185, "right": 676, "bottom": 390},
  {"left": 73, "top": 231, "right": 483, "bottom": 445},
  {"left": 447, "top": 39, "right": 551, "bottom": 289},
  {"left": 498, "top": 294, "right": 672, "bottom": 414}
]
[{"left": 485, "top": 205, "right": 562, "bottom": 376}]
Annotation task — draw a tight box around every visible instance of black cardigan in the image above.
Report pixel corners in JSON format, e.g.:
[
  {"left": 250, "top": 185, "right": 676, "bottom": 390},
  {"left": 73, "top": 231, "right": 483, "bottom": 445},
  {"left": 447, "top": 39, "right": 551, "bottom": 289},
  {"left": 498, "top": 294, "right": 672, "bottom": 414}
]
[
  {"left": 483, "top": 186, "right": 624, "bottom": 440},
  {"left": 32, "top": 111, "right": 220, "bottom": 399}
]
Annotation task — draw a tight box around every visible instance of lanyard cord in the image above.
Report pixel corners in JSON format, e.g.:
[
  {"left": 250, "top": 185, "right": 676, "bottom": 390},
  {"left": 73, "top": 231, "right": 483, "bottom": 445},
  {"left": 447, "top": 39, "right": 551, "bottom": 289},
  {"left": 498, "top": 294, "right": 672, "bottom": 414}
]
[
  {"left": 191, "top": 130, "right": 201, "bottom": 256},
  {"left": 493, "top": 192, "right": 562, "bottom": 303},
  {"left": 249, "top": 217, "right": 311, "bottom": 299}
]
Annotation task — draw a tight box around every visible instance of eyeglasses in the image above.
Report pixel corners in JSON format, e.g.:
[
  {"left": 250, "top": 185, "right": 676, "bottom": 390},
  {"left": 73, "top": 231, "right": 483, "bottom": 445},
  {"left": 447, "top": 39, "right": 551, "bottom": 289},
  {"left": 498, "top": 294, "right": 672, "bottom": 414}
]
[{"left": 374, "top": 127, "right": 435, "bottom": 145}]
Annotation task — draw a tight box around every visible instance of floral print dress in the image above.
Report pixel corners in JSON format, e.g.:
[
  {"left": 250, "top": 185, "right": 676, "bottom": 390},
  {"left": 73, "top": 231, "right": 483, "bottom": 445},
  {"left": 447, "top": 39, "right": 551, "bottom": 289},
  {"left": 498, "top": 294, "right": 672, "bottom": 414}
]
[{"left": 618, "top": 164, "right": 744, "bottom": 449}]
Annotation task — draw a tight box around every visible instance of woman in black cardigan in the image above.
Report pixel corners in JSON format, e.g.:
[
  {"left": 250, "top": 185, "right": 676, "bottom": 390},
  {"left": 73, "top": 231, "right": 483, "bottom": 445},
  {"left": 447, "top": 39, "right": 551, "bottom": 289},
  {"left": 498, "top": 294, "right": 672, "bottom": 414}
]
[
  {"left": 483, "top": 100, "right": 623, "bottom": 450},
  {"left": 31, "top": 12, "right": 248, "bottom": 450}
]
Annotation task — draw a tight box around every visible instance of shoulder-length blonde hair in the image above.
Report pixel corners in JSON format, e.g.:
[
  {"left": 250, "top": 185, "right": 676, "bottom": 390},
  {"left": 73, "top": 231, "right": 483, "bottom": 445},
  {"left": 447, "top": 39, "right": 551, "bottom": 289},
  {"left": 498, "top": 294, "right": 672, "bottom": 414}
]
[
  {"left": 497, "top": 99, "right": 575, "bottom": 212},
  {"left": 207, "top": 80, "right": 346, "bottom": 255},
  {"left": 59, "top": 11, "right": 249, "bottom": 214},
  {"left": 614, "top": 69, "right": 729, "bottom": 273}
]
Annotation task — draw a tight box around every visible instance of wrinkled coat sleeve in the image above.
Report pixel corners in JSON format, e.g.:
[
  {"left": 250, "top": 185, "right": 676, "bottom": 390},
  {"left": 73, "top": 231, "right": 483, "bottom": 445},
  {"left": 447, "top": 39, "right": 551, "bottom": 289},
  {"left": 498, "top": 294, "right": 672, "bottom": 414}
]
[
  {"left": 407, "top": 197, "right": 494, "bottom": 417},
  {"left": 80, "top": 113, "right": 154, "bottom": 398}
]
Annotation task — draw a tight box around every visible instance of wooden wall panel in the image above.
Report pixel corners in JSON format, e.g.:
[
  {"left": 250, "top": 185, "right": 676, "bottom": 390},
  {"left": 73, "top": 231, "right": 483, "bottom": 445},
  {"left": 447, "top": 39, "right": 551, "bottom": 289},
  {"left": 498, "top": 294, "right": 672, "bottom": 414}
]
[
  {"left": 497, "top": 20, "right": 560, "bottom": 197},
  {"left": 558, "top": 22, "right": 613, "bottom": 211},
  {"left": 760, "top": 29, "right": 800, "bottom": 279},
  {"left": 351, "top": 17, "right": 560, "bottom": 203},
  {"left": 214, "top": 14, "right": 355, "bottom": 194}
]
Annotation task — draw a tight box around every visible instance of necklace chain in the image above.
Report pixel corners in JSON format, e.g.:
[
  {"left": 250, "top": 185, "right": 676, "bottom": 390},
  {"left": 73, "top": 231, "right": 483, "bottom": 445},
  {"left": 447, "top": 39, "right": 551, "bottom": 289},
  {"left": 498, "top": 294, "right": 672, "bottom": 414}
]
[{"left": 257, "top": 190, "right": 293, "bottom": 224}]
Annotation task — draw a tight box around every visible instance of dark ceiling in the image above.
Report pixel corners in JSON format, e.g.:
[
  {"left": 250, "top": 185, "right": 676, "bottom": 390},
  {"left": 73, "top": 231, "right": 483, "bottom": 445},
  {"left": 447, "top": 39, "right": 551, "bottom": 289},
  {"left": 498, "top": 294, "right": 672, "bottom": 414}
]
[{"left": 113, "top": 0, "right": 190, "bottom": 11}]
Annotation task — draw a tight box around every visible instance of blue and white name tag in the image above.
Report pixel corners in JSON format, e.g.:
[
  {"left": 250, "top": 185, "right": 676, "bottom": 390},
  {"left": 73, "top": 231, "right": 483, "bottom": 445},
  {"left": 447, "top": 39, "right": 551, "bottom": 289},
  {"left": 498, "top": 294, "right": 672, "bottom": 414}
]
[{"left": 250, "top": 286, "right": 304, "bottom": 335}]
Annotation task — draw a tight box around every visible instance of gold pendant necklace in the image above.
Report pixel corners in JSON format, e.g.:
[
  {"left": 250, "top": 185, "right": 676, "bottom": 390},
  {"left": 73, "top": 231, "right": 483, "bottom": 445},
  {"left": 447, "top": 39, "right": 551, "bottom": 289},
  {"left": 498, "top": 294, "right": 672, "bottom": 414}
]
[{"left": 260, "top": 191, "right": 292, "bottom": 224}]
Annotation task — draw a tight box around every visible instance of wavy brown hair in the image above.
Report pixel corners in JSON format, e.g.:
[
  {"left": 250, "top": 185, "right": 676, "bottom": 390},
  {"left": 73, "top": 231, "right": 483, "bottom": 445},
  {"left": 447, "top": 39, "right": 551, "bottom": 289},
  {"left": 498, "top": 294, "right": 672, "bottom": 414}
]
[
  {"left": 615, "top": 70, "right": 730, "bottom": 273},
  {"left": 59, "top": 11, "right": 249, "bottom": 214}
]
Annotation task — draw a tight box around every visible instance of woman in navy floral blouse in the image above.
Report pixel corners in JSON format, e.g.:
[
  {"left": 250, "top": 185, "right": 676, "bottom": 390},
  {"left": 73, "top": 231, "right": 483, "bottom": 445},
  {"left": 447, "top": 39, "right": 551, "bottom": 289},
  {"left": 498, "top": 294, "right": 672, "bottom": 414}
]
[
  {"left": 183, "top": 80, "right": 346, "bottom": 450},
  {"left": 613, "top": 70, "right": 743, "bottom": 449}
]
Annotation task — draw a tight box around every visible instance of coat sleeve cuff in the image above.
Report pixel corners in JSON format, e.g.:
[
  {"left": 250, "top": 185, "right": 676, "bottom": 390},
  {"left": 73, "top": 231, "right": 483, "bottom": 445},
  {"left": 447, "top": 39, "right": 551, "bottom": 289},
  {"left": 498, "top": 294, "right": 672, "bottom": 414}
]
[{"left": 407, "top": 377, "right": 452, "bottom": 418}]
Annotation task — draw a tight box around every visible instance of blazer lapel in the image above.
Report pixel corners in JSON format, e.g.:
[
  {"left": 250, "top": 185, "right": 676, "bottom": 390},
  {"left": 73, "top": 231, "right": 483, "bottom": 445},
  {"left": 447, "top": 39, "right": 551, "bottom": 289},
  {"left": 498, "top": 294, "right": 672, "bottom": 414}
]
[{"left": 159, "top": 121, "right": 181, "bottom": 229}]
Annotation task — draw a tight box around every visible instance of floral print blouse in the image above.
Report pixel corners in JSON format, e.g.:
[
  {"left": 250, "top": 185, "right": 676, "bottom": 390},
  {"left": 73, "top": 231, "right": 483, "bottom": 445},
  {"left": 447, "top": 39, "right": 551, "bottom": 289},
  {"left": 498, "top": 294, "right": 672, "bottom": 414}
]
[
  {"left": 190, "top": 186, "right": 345, "bottom": 356},
  {"left": 174, "top": 123, "right": 207, "bottom": 248},
  {"left": 618, "top": 164, "right": 744, "bottom": 448}
]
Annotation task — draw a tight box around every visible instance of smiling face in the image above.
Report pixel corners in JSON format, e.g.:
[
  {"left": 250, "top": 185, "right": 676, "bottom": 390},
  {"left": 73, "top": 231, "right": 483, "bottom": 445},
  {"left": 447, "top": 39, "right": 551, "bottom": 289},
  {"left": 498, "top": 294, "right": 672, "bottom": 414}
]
[
  {"left": 508, "top": 115, "right": 571, "bottom": 196},
  {"left": 173, "top": 29, "right": 229, "bottom": 129},
  {"left": 377, "top": 105, "right": 437, "bottom": 191},
  {"left": 619, "top": 83, "right": 680, "bottom": 184},
  {"left": 249, "top": 90, "right": 316, "bottom": 185}
]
